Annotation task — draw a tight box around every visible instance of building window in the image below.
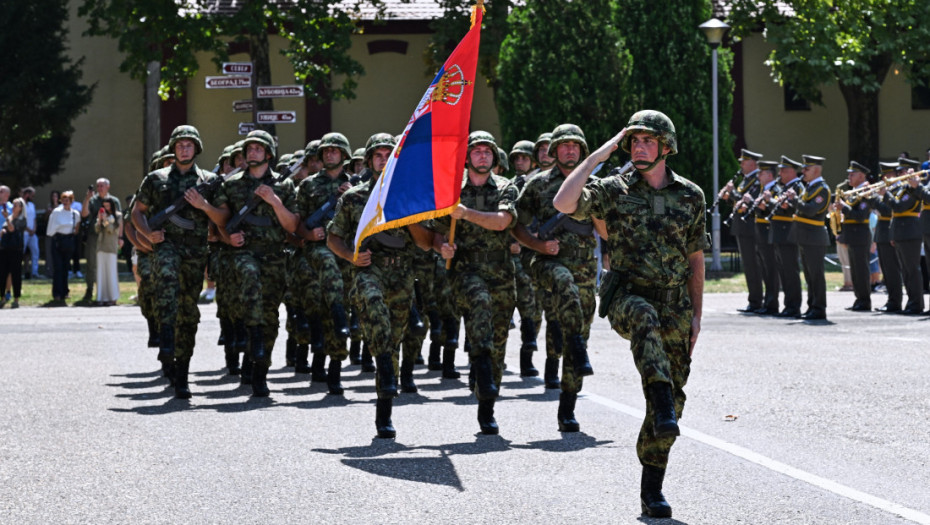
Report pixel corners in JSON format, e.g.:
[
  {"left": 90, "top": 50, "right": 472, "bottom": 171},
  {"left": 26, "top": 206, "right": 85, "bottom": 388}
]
[
  {"left": 784, "top": 84, "right": 811, "bottom": 111},
  {"left": 912, "top": 84, "right": 930, "bottom": 110},
  {"left": 367, "top": 40, "right": 408, "bottom": 55}
]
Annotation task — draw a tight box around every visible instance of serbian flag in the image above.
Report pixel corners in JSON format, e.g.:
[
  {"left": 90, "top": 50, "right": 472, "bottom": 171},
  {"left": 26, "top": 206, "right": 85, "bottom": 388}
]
[{"left": 353, "top": 2, "right": 483, "bottom": 257}]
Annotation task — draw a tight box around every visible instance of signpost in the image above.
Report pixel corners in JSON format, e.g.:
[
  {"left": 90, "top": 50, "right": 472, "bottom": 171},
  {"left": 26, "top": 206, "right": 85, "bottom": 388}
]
[
  {"left": 238, "top": 123, "right": 256, "bottom": 135},
  {"left": 232, "top": 99, "right": 254, "bottom": 113},
  {"left": 205, "top": 76, "right": 251, "bottom": 89},
  {"left": 257, "top": 111, "right": 297, "bottom": 124},
  {"left": 222, "top": 62, "right": 253, "bottom": 76},
  {"left": 257, "top": 85, "right": 305, "bottom": 98}
]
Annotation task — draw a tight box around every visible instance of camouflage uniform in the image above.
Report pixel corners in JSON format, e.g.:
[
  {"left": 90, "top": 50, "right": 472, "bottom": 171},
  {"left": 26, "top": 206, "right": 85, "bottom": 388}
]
[
  {"left": 571, "top": 166, "right": 706, "bottom": 468},
  {"left": 517, "top": 165, "right": 597, "bottom": 394},
  {"left": 136, "top": 162, "right": 217, "bottom": 364}
]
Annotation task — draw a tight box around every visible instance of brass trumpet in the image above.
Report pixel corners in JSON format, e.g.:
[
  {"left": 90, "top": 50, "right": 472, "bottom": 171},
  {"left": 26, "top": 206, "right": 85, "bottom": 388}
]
[{"left": 838, "top": 169, "right": 927, "bottom": 200}]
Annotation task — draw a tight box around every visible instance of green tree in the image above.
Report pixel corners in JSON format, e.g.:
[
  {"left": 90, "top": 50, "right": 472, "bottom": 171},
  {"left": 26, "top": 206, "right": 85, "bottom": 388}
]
[
  {"left": 496, "top": 0, "right": 632, "bottom": 152},
  {"left": 728, "top": 0, "right": 930, "bottom": 169},
  {"left": 78, "top": 0, "right": 388, "bottom": 133},
  {"left": 615, "top": 0, "right": 738, "bottom": 190},
  {"left": 0, "top": 0, "right": 94, "bottom": 188}
]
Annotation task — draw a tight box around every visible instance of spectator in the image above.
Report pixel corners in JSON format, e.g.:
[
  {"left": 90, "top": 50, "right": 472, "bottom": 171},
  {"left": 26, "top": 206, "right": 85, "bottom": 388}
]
[
  {"left": 44, "top": 191, "right": 60, "bottom": 278},
  {"left": 70, "top": 195, "right": 83, "bottom": 280},
  {"left": 47, "top": 191, "right": 81, "bottom": 303},
  {"left": 0, "top": 186, "right": 11, "bottom": 302},
  {"left": 0, "top": 198, "right": 26, "bottom": 308},
  {"left": 81, "top": 178, "right": 121, "bottom": 302},
  {"left": 94, "top": 197, "right": 122, "bottom": 305},
  {"left": 20, "top": 187, "right": 39, "bottom": 279}
]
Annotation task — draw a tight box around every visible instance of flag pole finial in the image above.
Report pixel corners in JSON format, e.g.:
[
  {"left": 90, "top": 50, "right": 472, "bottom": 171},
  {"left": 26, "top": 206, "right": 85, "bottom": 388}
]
[{"left": 470, "top": 0, "right": 485, "bottom": 29}]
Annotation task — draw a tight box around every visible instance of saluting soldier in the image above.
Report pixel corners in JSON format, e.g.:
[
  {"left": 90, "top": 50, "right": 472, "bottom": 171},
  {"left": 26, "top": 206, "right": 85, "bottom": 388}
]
[
  {"left": 131, "top": 125, "right": 228, "bottom": 398},
  {"left": 213, "top": 130, "right": 299, "bottom": 397},
  {"left": 787, "top": 155, "right": 831, "bottom": 320},
  {"left": 720, "top": 149, "right": 763, "bottom": 313},
  {"left": 869, "top": 162, "right": 904, "bottom": 313},
  {"left": 887, "top": 157, "right": 925, "bottom": 314},
  {"left": 513, "top": 123, "right": 596, "bottom": 433},
  {"left": 554, "top": 110, "right": 706, "bottom": 519},
  {"left": 430, "top": 131, "right": 519, "bottom": 435},
  {"left": 327, "top": 133, "right": 433, "bottom": 438},
  {"left": 833, "top": 161, "right": 874, "bottom": 311},
  {"left": 765, "top": 156, "right": 804, "bottom": 318}
]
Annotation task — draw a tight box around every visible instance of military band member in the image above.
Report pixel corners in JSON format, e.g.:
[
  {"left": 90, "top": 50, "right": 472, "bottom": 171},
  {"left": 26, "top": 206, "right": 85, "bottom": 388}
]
[
  {"left": 431, "top": 131, "right": 519, "bottom": 435},
  {"left": 909, "top": 160, "right": 930, "bottom": 314},
  {"left": 720, "top": 149, "right": 763, "bottom": 313},
  {"left": 751, "top": 160, "right": 780, "bottom": 314},
  {"left": 555, "top": 110, "right": 705, "bottom": 519},
  {"left": 870, "top": 162, "right": 904, "bottom": 313},
  {"left": 767, "top": 156, "right": 804, "bottom": 317},
  {"left": 514, "top": 124, "right": 596, "bottom": 433},
  {"left": 887, "top": 157, "right": 925, "bottom": 314},
  {"left": 833, "top": 161, "right": 874, "bottom": 311},
  {"left": 132, "top": 125, "right": 228, "bottom": 399},
  {"left": 787, "top": 155, "right": 831, "bottom": 320}
]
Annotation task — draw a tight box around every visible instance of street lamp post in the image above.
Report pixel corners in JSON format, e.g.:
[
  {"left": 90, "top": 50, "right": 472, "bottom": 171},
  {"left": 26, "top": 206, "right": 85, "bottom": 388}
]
[{"left": 700, "top": 18, "right": 729, "bottom": 272}]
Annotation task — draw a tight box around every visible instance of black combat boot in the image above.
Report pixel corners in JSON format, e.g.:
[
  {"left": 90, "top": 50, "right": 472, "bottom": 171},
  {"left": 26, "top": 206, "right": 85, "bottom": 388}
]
[
  {"left": 240, "top": 354, "right": 253, "bottom": 385},
  {"left": 332, "top": 303, "right": 350, "bottom": 339},
  {"left": 647, "top": 382, "right": 680, "bottom": 438},
  {"left": 327, "top": 359, "right": 344, "bottom": 395},
  {"left": 294, "top": 344, "right": 311, "bottom": 374},
  {"left": 400, "top": 354, "right": 418, "bottom": 393},
  {"left": 519, "top": 319, "right": 539, "bottom": 377},
  {"left": 557, "top": 392, "right": 580, "bottom": 432},
  {"left": 218, "top": 318, "right": 232, "bottom": 349},
  {"left": 544, "top": 356, "right": 561, "bottom": 389},
  {"left": 158, "top": 324, "right": 175, "bottom": 363},
  {"left": 224, "top": 348, "right": 241, "bottom": 376},
  {"left": 567, "top": 334, "right": 593, "bottom": 377},
  {"left": 477, "top": 398, "right": 499, "bottom": 435},
  {"left": 640, "top": 465, "right": 673, "bottom": 518},
  {"left": 408, "top": 304, "right": 427, "bottom": 337},
  {"left": 216, "top": 318, "right": 226, "bottom": 346},
  {"left": 147, "top": 318, "right": 160, "bottom": 348},
  {"left": 310, "top": 350, "right": 328, "bottom": 384},
  {"left": 427, "top": 340, "right": 443, "bottom": 371},
  {"left": 285, "top": 336, "right": 297, "bottom": 367},
  {"left": 234, "top": 320, "right": 248, "bottom": 353},
  {"left": 249, "top": 326, "right": 266, "bottom": 363},
  {"left": 375, "top": 352, "right": 397, "bottom": 398},
  {"left": 349, "top": 339, "right": 362, "bottom": 365},
  {"left": 473, "top": 354, "right": 498, "bottom": 400},
  {"left": 251, "top": 363, "right": 270, "bottom": 397},
  {"left": 375, "top": 397, "right": 396, "bottom": 439},
  {"left": 442, "top": 345, "right": 460, "bottom": 379},
  {"left": 174, "top": 360, "right": 192, "bottom": 399},
  {"left": 360, "top": 341, "right": 376, "bottom": 373}
]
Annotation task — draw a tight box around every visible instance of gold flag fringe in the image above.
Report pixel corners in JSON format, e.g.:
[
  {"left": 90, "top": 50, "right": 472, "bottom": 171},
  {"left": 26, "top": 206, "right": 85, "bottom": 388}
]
[{"left": 353, "top": 200, "right": 462, "bottom": 261}]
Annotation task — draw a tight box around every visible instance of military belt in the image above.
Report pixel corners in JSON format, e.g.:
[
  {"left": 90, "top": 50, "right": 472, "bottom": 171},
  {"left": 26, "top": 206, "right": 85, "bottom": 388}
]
[
  {"left": 770, "top": 215, "right": 794, "bottom": 222},
  {"left": 793, "top": 216, "right": 825, "bottom": 226},
  {"left": 540, "top": 246, "right": 591, "bottom": 260},
  {"left": 754, "top": 218, "right": 770, "bottom": 224},
  {"left": 893, "top": 211, "right": 920, "bottom": 218},
  {"left": 371, "top": 251, "right": 408, "bottom": 268},
  {"left": 628, "top": 282, "right": 686, "bottom": 304},
  {"left": 878, "top": 217, "right": 891, "bottom": 222},
  {"left": 164, "top": 234, "right": 205, "bottom": 247},
  {"left": 456, "top": 249, "right": 510, "bottom": 264},
  {"left": 842, "top": 219, "right": 869, "bottom": 224}
]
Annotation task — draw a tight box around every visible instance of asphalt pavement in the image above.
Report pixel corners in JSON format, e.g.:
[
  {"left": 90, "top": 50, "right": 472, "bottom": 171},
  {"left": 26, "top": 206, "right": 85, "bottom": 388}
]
[{"left": 1, "top": 290, "right": 928, "bottom": 524}]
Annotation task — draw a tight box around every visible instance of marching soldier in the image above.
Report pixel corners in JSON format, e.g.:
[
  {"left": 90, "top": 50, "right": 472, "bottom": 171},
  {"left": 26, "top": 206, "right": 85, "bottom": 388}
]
[
  {"left": 833, "top": 161, "right": 874, "bottom": 311},
  {"left": 131, "top": 125, "right": 228, "bottom": 398},
  {"left": 508, "top": 140, "right": 540, "bottom": 376},
  {"left": 787, "top": 155, "right": 831, "bottom": 320},
  {"left": 513, "top": 123, "right": 596, "bottom": 433},
  {"left": 870, "top": 162, "right": 904, "bottom": 313},
  {"left": 327, "top": 133, "right": 433, "bottom": 438},
  {"left": 888, "top": 157, "right": 925, "bottom": 314},
  {"left": 554, "top": 110, "right": 706, "bottom": 519},
  {"left": 751, "top": 160, "right": 780, "bottom": 315},
  {"left": 720, "top": 149, "right": 763, "bottom": 313},
  {"left": 767, "top": 156, "right": 804, "bottom": 318},
  {"left": 213, "top": 130, "right": 299, "bottom": 397},
  {"left": 430, "top": 131, "right": 519, "bottom": 435}
]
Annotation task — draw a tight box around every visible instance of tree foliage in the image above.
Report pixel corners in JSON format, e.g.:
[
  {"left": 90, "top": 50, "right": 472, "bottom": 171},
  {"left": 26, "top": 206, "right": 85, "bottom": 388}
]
[
  {"left": 78, "top": 0, "right": 387, "bottom": 102},
  {"left": 0, "top": 0, "right": 94, "bottom": 188},
  {"left": 615, "top": 0, "right": 738, "bottom": 190},
  {"left": 496, "top": 0, "right": 632, "bottom": 153},
  {"left": 728, "top": 0, "right": 930, "bottom": 167}
]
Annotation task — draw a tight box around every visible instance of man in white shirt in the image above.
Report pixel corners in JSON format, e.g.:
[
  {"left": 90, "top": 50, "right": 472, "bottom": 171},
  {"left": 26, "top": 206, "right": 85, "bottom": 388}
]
[{"left": 20, "top": 187, "right": 39, "bottom": 279}]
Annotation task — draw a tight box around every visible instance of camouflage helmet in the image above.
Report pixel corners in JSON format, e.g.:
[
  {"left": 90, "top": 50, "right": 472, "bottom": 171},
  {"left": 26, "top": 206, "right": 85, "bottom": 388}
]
[
  {"left": 168, "top": 125, "right": 203, "bottom": 156},
  {"left": 467, "top": 130, "right": 499, "bottom": 168},
  {"left": 242, "top": 129, "right": 276, "bottom": 162},
  {"left": 364, "top": 133, "right": 396, "bottom": 165},
  {"left": 497, "top": 147, "right": 510, "bottom": 172},
  {"left": 304, "top": 139, "right": 321, "bottom": 159},
  {"left": 217, "top": 144, "right": 234, "bottom": 166},
  {"left": 318, "top": 132, "right": 352, "bottom": 160},
  {"left": 533, "top": 132, "right": 553, "bottom": 159},
  {"left": 351, "top": 148, "right": 365, "bottom": 162},
  {"left": 547, "top": 124, "right": 589, "bottom": 158},
  {"left": 509, "top": 140, "right": 535, "bottom": 165},
  {"left": 277, "top": 153, "right": 294, "bottom": 172},
  {"left": 230, "top": 140, "right": 245, "bottom": 159},
  {"left": 620, "top": 110, "right": 678, "bottom": 156}
]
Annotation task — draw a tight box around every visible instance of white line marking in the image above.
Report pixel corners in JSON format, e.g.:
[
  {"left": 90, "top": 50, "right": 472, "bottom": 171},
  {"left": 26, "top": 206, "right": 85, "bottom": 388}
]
[{"left": 582, "top": 392, "right": 930, "bottom": 524}]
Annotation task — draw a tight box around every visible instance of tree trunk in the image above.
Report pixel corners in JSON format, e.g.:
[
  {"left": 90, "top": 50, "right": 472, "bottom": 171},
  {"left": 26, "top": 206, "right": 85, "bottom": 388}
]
[
  {"left": 839, "top": 84, "right": 880, "bottom": 170},
  {"left": 250, "top": 30, "right": 276, "bottom": 137}
]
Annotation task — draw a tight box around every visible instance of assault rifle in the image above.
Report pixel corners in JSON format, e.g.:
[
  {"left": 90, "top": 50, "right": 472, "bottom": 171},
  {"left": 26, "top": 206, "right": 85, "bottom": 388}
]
[
  {"left": 225, "top": 179, "right": 275, "bottom": 234},
  {"left": 148, "top": 168, "right": 241, "bottom": 231},
  {"left": 303, "top": 173, "right": 364, "bottom": 230}
]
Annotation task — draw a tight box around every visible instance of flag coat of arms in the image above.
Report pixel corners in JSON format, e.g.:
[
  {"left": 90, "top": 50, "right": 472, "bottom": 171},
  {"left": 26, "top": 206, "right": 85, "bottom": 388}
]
[{"left": 353, "top": 3, "right": 483, "bottom": 257}]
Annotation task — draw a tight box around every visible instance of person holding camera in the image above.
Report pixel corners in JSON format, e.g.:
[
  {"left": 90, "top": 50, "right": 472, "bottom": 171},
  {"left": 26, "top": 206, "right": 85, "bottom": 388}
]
[{"left": 94, "top": 197, "right": 122, "bottom": 305}]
